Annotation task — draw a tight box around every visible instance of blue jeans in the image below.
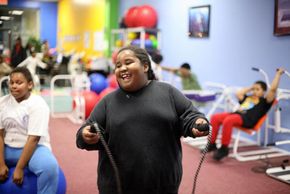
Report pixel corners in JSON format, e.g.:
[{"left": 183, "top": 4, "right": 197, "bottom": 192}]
[{"left": 4, "top": 145, "right": 59, "bottom": 194}]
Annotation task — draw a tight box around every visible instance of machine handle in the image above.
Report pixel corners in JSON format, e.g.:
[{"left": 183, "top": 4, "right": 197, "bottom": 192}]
[{"left": 252, "top": 67, "right": 260, "bottom": 72}]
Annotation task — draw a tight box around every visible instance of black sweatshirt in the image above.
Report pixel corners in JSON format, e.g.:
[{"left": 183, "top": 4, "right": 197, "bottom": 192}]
[{"left": 76, "top": 81, "right": 207, "bottom": 194}]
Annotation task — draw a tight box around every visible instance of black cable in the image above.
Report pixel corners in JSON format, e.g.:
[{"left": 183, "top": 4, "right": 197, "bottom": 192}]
[
  {"left": 91, "top": 122, "right": 210, "bottom": 194},
  {"left": 191, "top": 124, "right": 211, "bottom": 194},
  {"left": 91, "top": 123, "right": 122, "bottom": 194}
]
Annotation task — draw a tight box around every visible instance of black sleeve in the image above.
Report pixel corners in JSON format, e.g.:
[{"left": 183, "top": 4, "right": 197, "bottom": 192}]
[
  {"left": 170, "top": 86, "right": 208, "bottom": 138},
  {"left": 239, "top": 95, "right": 247, "bottom": 104},
  {"left": 76, "top": 97, "right": 107, "bottom": 151}
]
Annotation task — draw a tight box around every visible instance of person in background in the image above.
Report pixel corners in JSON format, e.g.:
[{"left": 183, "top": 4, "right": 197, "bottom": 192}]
[
  {"left": 207, "top": 68, "right": 285, "bottom": 161},
  {"left": 0, "top": 55, "right": 12, "bottom": 95},
  {"left": 0, "top": 67, "right": 59, "bottom": 194},
  {"left": 0, "top": 55, "right": 12, "bottom": 94},
  {"left": 161, "top": 62, "right": 201, "bottom": 90},
  {"left": 151, "top": 51, "right": 163, "bottom": 80},
  {"left": 11, "top": 37, "right": 27, "bottom": 68},
  {"left": 76, "top": 46, "right": 209, "bottom": 194},
  {"left": 17, "top": 49, "right": 47, "bottom": 90},
  {"left": 41, "top": 40, "right": 50, "bottom": 58},
  {"left": 0, "top": 55, "right": 12, "bottom": 79}
]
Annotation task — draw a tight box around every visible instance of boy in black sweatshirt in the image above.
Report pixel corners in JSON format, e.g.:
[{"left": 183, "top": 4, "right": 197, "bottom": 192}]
[{"left": 76, "top": 46, "right": 209, "bottom": 194}]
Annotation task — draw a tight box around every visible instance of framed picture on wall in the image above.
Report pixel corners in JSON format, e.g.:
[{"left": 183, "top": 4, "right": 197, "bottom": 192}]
[
  {"left": 274, "top": 0, "right": 290, "bottom": 36},
  {"left": 188, "top": 5, "right": 210, "bottom": 38}
]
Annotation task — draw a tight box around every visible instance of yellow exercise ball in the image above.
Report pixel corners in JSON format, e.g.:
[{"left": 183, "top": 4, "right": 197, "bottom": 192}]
[
  {"left": 115, "top": 39, "right": 123, "bottom": 47},
  {"left": 149, "top": 34, "right": 157, "bottom": 41},
  {"left": 127, "top": 32, "right": 137, "bottom": 40}
]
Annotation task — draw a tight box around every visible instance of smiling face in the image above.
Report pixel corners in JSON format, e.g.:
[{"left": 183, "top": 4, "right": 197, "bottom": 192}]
[
  {"left": 9, "top": 72, "right": 33, "bottom": 102},
  {"left": 115, "top": 49, "right": 149, "bottom": 92}
]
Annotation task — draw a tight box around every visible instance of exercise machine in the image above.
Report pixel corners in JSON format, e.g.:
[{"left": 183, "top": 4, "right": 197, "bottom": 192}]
[
  {"left": 50, "top": 73, "right": 90, "bottom": 124},
  {"left": 229, "top": 67, "right": 290, "bottom": 161},
  {"left": 183, "top": 82, "right": 241, "bottom": 149},
  {"left": 0, "top": 76, "right": 9, "bottom": 96},
  {"left": 264, "top": 69, "right": 290, "bottom": 185}
]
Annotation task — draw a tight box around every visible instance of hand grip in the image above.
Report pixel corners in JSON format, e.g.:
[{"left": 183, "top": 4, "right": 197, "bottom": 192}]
[
  {"left": 192, "top": 123, "right": 210, "bottom": 132},
  {"left": 252, "top": 67, "right": 259, "bottom": 72},
  {"left": 90, "top": 123, "right": 101, "bottom": 133}
]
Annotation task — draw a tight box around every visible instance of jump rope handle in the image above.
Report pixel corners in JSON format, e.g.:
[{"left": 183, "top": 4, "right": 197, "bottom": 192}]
[
  {"left": 192, "top": 123, "right": 210, "bottom": 132},
  {"left": 90, "top": 123, "right": 101, "bottom": 134}
]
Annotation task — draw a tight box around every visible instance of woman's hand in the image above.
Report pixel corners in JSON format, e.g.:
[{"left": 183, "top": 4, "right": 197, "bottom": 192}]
[
  {"left": 0, "top": 164, "right": 9, "bottom": 182},
  {"left": 13, "top": 167, "right": 24, "bottom": 185},
  {"left": 276, "top": 68, "right": 285, "bottom": 76},
  {"left": 82, "top": 125, "right": 100, "bottom": 144},
  {"left": 192, "top": 118, "right": 209, "bottom": 137}
]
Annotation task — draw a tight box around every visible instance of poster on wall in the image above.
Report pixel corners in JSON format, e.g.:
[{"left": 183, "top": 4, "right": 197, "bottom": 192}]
[
  {"left": 188, "top": 5, "right": 210, "bottom": 38},
  {"left": 0, "top": 0, "right": 7, "bottom": 5},
  {"left": 274, "top": 0, "right": 290, "bottom": 36}
]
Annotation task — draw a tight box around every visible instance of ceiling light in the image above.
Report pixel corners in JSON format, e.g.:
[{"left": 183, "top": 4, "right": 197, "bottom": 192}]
[
  {"left": 9, "top": 10, "right": 23, "bottom": 15},
  {"left": 0, "top": 16, "right": 10, "bottom": 20}
]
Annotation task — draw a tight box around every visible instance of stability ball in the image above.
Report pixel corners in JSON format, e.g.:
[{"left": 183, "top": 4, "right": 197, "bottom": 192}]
[
  {"left": 135, "top": 5, "right": 158, "bottom": 28},
  {"left": 83, "top": 90, "right": 99, "bottom": 118},
  {"left": 90, "top": 73, "right": 108, "bottom": 94},
  {"left": 145, "top": 33, "right": 150, "bottom": 39},
  {"left": 57, "top": 168, "right": 67, "bottom": 194},
  {"left": 73, "top": 90, "right": 99, "bottom": 119},
  {"left": 149, "top": 34, "right": 157, "bottom": 41},
  {"left": 145, "top": 39, "right": 153, "bottom": 48},
  {"left": 127, "top": 32, "right": 137, "bottom": 40},
  {"left": 124, "top": 6, "right": 139, "bottom": 27},
  {"left": 0, "top": 167, "right": 66, "bottom": 194},
  {"left": 107, "top": 74, "right": 118, "bottom": 89},
  {"left": 131, "top": 39, "right": 141, "bottom": 46},
  {"left": 99, "top": 87, "right": 116, "bottom": 100},
  {"left": 152, "top": 39, "right": 158, "bottom": 49},
  {"left": 115, "top": 39, "right": 123, "bottom": 47},
  {"left": 111, "top": 49, "right": 119, "bottom": 65}
]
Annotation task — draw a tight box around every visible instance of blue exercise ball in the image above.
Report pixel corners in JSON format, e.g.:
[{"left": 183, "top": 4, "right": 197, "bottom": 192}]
[
  {"left": 131, "top": 39, "right": 141, "bottom": 46},
  {"left": 145, "top": 39, "right": 153, "bottom": 48},
  {"left": 89, "top": 73, "right": 108, "bottom": 94},
  {"left": 0, "top": 167, "right": 37, "bottom": 194},
  {"left": 0, "top": 167, "right": 66, "bottom": 194},
  {"left": 57, "top": 168, "right": 67, "bottom": 194}
]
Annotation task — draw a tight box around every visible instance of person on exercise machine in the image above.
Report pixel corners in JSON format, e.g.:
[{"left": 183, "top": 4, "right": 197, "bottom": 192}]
[{"left": 207, "top": 68, "right": 285, "bottom": 161}]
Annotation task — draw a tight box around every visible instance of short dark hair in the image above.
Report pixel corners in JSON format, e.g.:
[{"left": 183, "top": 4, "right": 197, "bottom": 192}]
[
  {"left": 118, "top": 46, "right": 157, "bottom": 80},
  {"left": 180, "top": 63, "right": 191, "bottom": 70},
  {"left": 10, "top": 67, "right": 34, "bottom": 84},
  {"left": 255, "top": 80, "right": 267, "bottom": 91},
  {"left": 151, "top": 53, "right": 163, "bottom": 64}
]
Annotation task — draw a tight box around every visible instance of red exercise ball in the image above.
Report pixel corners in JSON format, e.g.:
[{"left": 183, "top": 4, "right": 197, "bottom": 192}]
[
  {"left": 83, "top": 90, "right": 99, "bottom": 118},
  {"left": 99, "top": 87, "right": 116, "bottom": 100},
  {"left": 73, "top": 90, "right": 99, "bottom": 119},
  {"left": 107, "top": 74, "right": 118, "bottom": 89},
  {"left": 124, "top": 6, "right": 139, "bottom": 27},
  {"left": 135, "top": 5, "right": 158, "bottom": 28},
  {"left": 111, "top": 49, "right": 119, "bottom": 65}
]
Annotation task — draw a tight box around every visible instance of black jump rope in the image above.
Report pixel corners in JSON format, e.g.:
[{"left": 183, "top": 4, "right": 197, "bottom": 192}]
[{"left": 90, "top": 122, "right": 211, "bottom": 194}]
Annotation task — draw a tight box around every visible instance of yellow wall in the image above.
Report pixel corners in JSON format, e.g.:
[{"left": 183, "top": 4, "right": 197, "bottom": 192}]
[{"left": 58, "top": 0, "right": 106, "bottom": 58}]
